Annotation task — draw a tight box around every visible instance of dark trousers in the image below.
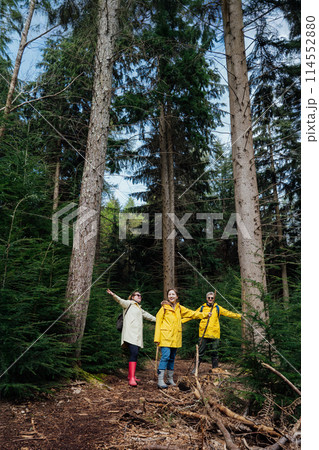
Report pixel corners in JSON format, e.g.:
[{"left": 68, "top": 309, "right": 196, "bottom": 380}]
[
  {"left": 126, "top": 343, "right": 140, "bottom": 362},
  {"left": 198, "top": 338, "right": 220, "bottom": 365}
]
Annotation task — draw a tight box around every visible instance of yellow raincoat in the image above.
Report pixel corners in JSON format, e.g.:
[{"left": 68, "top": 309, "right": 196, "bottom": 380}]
[
  {"left": 154, "top": 303, "right": 206, "bottom": 348},
  {"left": 182, "top": 303, "right": 241, "bottom": 339}
]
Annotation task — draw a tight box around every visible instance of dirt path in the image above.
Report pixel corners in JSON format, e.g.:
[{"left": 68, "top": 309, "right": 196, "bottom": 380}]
[
  {"left": 1, "top": 359, "right": 300, "bottom": 449},
  {"left": 0, "top": 359, "right": 227, "bottom": 449}
]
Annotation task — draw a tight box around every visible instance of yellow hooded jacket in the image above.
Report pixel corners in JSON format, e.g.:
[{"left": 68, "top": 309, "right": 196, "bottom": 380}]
[
  {"left": 182, "top": 303, "right": 241, "bottom": 339},
  {"left": 154, "top": 303, "right": 206, "bottom": 348}
]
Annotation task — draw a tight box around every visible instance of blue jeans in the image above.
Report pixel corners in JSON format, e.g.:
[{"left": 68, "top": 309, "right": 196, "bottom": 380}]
[{"left": 158, "top": 347, "right": 178, "bottom": 371}]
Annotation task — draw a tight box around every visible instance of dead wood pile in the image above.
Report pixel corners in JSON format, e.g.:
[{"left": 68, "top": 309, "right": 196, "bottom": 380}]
[{"left": 131, "top": 361, "right": 301, "bottom": 450}]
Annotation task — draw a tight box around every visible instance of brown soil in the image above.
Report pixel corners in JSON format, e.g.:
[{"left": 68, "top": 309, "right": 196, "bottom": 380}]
[
  {"left": 0, "top": 360, "right": 228, "bottom": 449},
  {"left": 0, "top": 359, "right": 300, "bottom": 449}
]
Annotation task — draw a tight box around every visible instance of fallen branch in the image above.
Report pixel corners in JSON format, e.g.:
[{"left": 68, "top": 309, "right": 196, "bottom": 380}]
[
  {"left": 144, "top": 446, "right": 185, "bottom": 450},
  {"left": 150, "top": 399, "right": 208, "bottom": 422},
  {"left": 159, "top": 389, "right": 183, "bottom": 402},
  {"left": 193, "top": 385, "right": 281, "bottom": 439},
  {"left": 146, "top": 398, "right": 195, "bottom": 406},
  {"left": 242, "top": 437, "right": 265, "bottom": 450},
  {"left": 194, "top": 374, "right": 239, "bottom": 450},
  {"left": 210, "top": 399, "right": 281, "bottom": 438},
  {"left": 264, "top": 417, "right": 301, "bottom": 450},
  {"left": 176, "top": 409, "right": 208, "bottom": 421},
  {"left": 261, "top": 362, "right": 301, "bottom": 396}
]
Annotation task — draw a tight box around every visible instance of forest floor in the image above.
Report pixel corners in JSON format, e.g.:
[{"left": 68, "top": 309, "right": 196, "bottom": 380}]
[{"left": 0, "top": 359, "right": 300, "bottom": 450}]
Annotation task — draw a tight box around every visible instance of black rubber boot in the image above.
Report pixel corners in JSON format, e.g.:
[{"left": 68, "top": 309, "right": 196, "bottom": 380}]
[{"left": 212, "top": 357, "right": 218, "bottom": 369}]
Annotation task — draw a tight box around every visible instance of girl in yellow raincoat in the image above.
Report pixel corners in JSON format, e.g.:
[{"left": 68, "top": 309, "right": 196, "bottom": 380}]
[{"left": 154, "top": 288, "right": 210, "bottom": 389}]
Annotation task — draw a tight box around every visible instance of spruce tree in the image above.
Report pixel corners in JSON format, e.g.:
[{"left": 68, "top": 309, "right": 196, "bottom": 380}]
[
  {"left": 0, "top": 120, "right": 74, "bottom": 398},
  {"left": 113, "top": 0, "right": 224, "bottom": 292},
  {"left": 246, "top": 0, "right": 301, "bottom": 305}
]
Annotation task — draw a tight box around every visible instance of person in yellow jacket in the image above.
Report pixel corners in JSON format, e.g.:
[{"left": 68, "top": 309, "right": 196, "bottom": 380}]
[
  {"left": 183, "top": 291, "right": 241, "bottom": 372},
  {"left": 154, "top": 288, "right": 211, "bottom": 389}
]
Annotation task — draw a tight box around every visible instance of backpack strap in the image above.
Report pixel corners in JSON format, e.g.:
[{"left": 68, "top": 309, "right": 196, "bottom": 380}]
[
  {"left": 124, "top": 303, "right": 132, "bottom": 317},
  {"left": 200, "top": 303, "right": 220, "bottom": 317}
]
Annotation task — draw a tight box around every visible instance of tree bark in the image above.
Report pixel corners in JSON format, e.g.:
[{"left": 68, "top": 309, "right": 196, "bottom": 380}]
[
  {"left": 160, "top": 103, "right": 175, "bottom": 293},
  {"left": 221, "top": 0, "right": 268, "bottom": 345},
  {"left": 167, "top": 103, "right": 175, "bottom": 287},
  {"left": 0, "top": 0, "right": 36, "bottom": 139},
  {"left": 65, "top": 0, "right": 120, "bottom": 356},
  {"left": 53, "top": 155, "right": 60, "bottom": 212}
]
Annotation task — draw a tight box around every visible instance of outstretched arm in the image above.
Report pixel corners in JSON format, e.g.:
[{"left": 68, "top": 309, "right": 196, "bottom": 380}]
[
  {"left": 181, "top": 305, "right": 210, "bottom": 322},
  {"left": 219, "top": 305, "right": 241, "bottom": 320},
  {"left": 142, "top": 309, "right": 156, "bottom": 322},
  {"left": 107, "top": 288, "right": 131, "bottom": 309}
]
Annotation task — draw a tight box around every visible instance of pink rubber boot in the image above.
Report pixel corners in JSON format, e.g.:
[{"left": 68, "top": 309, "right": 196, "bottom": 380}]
[{"left": 128, "top": 361, "right": 137, "bottom": 386}]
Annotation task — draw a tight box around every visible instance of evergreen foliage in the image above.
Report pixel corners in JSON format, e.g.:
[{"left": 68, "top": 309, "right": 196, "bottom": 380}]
[
  {"left": 0, "top": 137, "right": 74, "bottom": 398},
  {"left": 245, "top": 0, "right": 301, "bottom": 303},
  {"left": 236, "top": 287, "right": 301, "bottom": 418},
  {"left": 0, "top": 0, "right": 300, "bottom": 410}
]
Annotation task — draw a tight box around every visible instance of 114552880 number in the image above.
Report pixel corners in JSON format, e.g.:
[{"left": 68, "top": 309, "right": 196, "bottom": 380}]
[{"left": 305, "top": 16, "right": 316, "bottom": 83}]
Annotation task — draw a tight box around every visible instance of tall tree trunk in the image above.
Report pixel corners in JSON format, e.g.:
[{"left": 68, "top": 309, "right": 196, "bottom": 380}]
[
  {"left": 65, "top": 0, "right": 120, "bottom": 357},
  {"left": 160, "top": 103, "right": 175, "bottom": 293},
  {"left": 221, "top": 0, "right": 267, "bottom": 345},
  {"left": 167, "top": 103, "right": 176, "bottom": 287},
  {"left": 53, "top": 155, "right": 60, "bottom": 212},
  {"left": 268, "top": 135, "right": 289, "bottom": 305},
  {"left": 51, "top": 154, "right": 60, "bottom": 290},
  {"left": 0, "top": 0, "right": 36, "bottom": 139}
]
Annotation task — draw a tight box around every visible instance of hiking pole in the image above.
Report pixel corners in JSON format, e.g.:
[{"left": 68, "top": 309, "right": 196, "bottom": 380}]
[
  {"left": 154, "top": 344, "right": 159, "bottom": 380},
  {"left": 195, "top": 344, "right": 199, "bottom": 378}
]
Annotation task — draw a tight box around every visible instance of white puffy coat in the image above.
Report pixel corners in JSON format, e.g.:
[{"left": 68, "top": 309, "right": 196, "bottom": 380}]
[{"left": 113, "top": 294, "right": 156, "bottom": 348}]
